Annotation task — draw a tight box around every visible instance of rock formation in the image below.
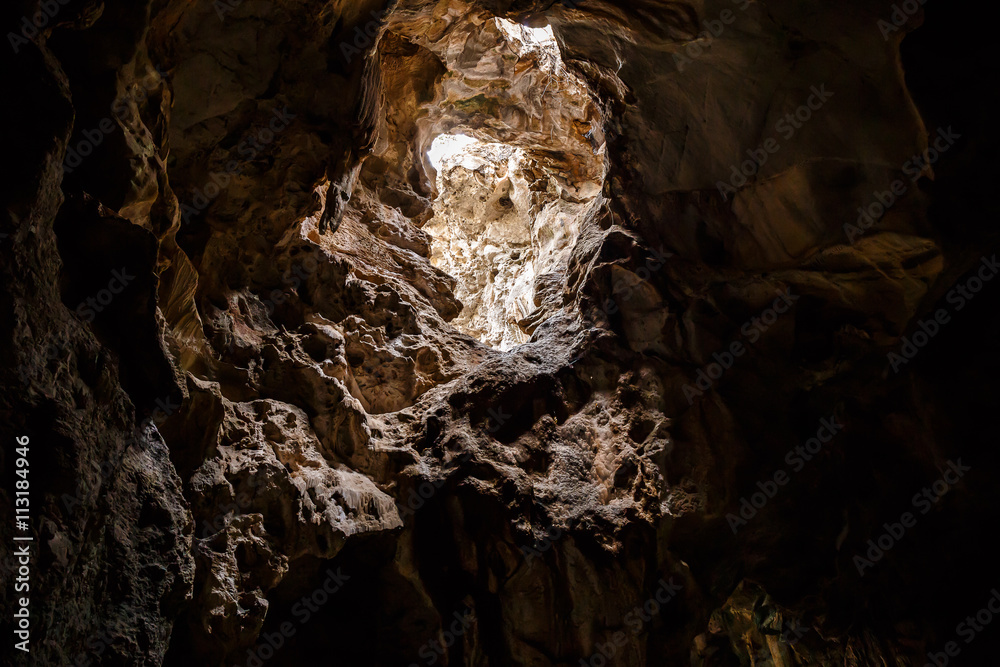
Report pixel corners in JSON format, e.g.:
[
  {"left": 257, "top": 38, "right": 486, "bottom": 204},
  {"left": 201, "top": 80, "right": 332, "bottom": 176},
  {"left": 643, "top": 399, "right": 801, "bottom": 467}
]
[{"left": 1, "top": 0, "right": 998, "bottom": 665}]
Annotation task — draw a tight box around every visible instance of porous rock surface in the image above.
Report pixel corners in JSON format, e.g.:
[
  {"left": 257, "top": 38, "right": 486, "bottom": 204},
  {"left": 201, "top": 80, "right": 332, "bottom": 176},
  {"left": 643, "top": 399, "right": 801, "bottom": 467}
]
[
  {"left": 424, "top": 137, "right": 602, "bottom": 349},
  {"left": 1, "top": 0, "right": 998, "bottom": 665}
]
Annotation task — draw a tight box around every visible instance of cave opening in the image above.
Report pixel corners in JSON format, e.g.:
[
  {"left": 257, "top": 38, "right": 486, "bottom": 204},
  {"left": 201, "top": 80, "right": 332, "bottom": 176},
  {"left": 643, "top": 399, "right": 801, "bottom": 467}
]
[{"left": 409, "top": 17, "right": 607, "bottom": 350}]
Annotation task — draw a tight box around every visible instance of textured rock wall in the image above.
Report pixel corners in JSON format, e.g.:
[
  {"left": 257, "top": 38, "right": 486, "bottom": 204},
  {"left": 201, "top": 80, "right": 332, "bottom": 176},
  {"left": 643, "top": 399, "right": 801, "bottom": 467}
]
[
  {"left": 424, "top": 137, "right": 600, "bottom": 349},
  {"left": 1, "top": 1, "right": 194, "bottom": 664},
  {"left": 1, "top": 0, "right": 998, "bottom": 665}
]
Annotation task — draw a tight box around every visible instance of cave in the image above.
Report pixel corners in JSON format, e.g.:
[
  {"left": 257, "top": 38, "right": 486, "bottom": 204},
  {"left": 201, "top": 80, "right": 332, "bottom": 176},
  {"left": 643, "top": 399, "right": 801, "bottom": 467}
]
[{"left": 2, "top": 0, "right": 999, "bottom": 666}]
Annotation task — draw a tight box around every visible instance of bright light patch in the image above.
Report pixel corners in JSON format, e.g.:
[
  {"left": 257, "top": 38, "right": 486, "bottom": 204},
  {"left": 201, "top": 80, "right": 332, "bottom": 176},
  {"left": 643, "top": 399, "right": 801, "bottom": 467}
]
[
  {"left": 427, "top": 134, "right": 479, "bottom": 170},
  {"left": 495, "top": 18, "right": 557, "bottom": 48},
  {"left": 517, "top": 23, "right": 557, "bottom": 46},
  {"left": 419, "top": 18, "right": 594, "bottom": 351},
  {"left": 495, "top": 18, "right": 562, "bottom": 72}
]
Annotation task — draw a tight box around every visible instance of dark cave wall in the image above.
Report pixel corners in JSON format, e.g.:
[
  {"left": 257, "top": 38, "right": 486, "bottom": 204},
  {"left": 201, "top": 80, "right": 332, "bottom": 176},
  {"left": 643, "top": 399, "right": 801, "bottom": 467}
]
[
  {"left": 1, "top": 3, "right": 193, "bottom": 665},
  {"left": 1, "top": 0, "right": 999, "bottom": 665}
]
